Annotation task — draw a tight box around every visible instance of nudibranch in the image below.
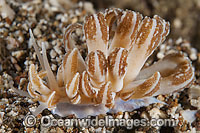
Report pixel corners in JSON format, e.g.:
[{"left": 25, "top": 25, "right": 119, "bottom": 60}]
[{"left": 19, "top": 8, "right": 195, "bottom": 118}]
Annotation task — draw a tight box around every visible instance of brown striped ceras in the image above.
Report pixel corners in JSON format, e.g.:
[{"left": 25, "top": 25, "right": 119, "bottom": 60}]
[{"left": 21, "top": 8, "right": 194, "bottom": 117}]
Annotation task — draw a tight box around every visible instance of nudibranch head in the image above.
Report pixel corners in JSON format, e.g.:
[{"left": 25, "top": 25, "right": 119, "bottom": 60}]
[{"left": 23, "top": 8, "right": 194, "bottom": 118}]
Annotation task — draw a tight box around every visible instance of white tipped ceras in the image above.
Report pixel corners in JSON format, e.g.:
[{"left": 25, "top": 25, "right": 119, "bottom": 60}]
[{"left": 18, "top": 8, "right": 194, "bottom": 118}]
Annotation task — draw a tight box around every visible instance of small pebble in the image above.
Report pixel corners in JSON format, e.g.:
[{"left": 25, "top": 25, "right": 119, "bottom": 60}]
[
  {"left": 7, "top": 110, "right": 18, "bottom": 117},
  {"left": 10, "top": 57, "right": 17, "bottom": 64},
  {"left": 33, "top": 26, "right": 42, "bottom": 37},
  {"left": 14, "top": 64, "right": 22, "bottom": 71},
  {"left": 173, "top": 18, "right": 182, "bottom": 29},
  {"left": 0, "top": 112, "right": 4, "bottom": 126},
  {"left": 157, "top": 52, "right": 164, "bottom": 59},
  {"left": 11, "top": 50, "right": 25, "bottom": 60},
  {"left": 189, "top": 48, "right": 197, "bottom": 60},
  {"left": 149, "top": 108, "right": 162, "bottom": 119},
  {"left": 175, "top": 37, "right": 183, "bottom": 45},
  {"left": 83, "top": 2, "right": 95, "bottom": 14},
  {"left": 50, "top": 49, "right": 57, "bottom": 59},
  {"left": 6, "top": 37, "right": 19, "bottom": 50},
  {"left": 54, "top": 45, "right": 62, "bottom": 55},
  {"left": 181, "top": 42, "right": 191, "bottom": 48},
  {"left": 124, "top": 112, "right": 130, "bottom": 119},
  {"left": 51, "top": 64, "right": 57, "bottom": 71},
  {"left": 141, "top": 111, "right": 149, "bottom": 119}
]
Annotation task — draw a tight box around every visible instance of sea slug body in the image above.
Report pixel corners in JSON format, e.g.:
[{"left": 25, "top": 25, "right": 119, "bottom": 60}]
[{"left": 17, "top": 8, "right": 194, "bottom": 118}]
